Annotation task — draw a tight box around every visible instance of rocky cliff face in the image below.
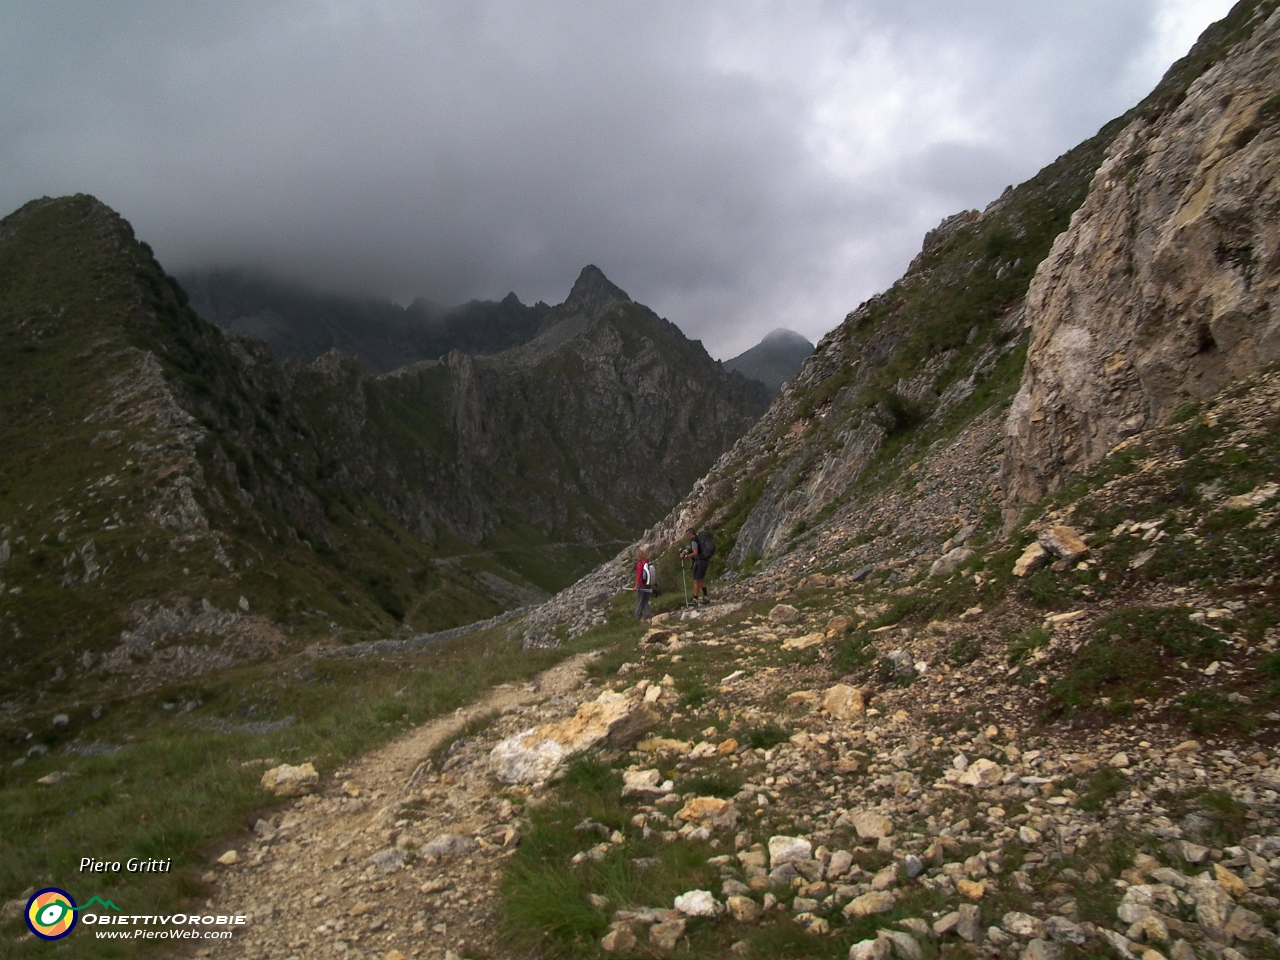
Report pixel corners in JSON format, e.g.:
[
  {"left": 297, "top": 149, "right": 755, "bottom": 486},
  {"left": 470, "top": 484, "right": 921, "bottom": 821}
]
[
  {"left": 293, "top": 265, "right": 770, "bottom": 549},
  {"left": 1002, "top": 3, "right": 1280, "bottom": 505}
]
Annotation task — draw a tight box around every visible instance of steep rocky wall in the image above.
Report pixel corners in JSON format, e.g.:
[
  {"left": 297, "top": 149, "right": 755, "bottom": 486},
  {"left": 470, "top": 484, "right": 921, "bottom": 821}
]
[{"left": 1002, "top": 6, "right": 1280, "bottom": 505}]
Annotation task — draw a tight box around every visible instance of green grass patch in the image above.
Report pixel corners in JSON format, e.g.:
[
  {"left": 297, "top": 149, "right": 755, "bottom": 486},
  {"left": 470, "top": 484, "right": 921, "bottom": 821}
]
[
  {"left": 948, "top": 634, "right": 983, "bottom": 666},
  {"left": 1007, "top": 626, "right": 1050, "bottom": 664},
  {"left": 833, "top": 631, "right": 878, "bottom": 674},
  {"left": 740, "top": 723, "right": 791, "bottom": 750},
  {"left": 678, "top": 770, "right": 743, "bottom": 799},
  {"left": 1172, "top": 691, "right": 1258, "bottom": 735},
  {"left": 0, "top": 617, "right": 626, "bottom": 958},
  {"left": 1154, "top": 787, "right": 1252, "bottom": 848},
  {"left": 500, "top": 753, "right": 722, "bottom": 956},
  {"left": 1048, "top": 606, "right": 1227, "bottom": 713},
  {"left": 1074, "top": 766, "right": 1129, "bottom": 813}
]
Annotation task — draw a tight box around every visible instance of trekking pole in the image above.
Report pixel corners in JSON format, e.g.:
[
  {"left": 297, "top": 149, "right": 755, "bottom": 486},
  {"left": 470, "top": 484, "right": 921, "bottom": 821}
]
[{"left": 681, "top": 557, "right": 689, "bottom": 606}]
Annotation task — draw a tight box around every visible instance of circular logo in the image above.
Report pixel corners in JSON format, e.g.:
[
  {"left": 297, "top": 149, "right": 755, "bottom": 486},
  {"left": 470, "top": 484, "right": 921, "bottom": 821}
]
[{"left": 26, "top": 887, "right": 78, "bottom": 940}]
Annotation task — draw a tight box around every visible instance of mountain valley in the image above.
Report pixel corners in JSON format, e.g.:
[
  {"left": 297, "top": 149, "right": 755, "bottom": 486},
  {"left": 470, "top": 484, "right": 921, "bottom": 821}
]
[{"left": 6, "top": 3, "right": 1280, "bottom": 959}]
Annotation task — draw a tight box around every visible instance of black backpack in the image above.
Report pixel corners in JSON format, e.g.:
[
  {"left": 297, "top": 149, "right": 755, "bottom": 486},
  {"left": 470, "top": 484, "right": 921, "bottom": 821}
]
[{"left": 697, "top": 530, "right": 716, "bottom": 560}]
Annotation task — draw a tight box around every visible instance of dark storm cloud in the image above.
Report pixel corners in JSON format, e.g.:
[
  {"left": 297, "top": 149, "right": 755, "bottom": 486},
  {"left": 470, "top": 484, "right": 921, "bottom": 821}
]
[{"left": 0, "top": 0, "right": 1233, "bottom": 356}]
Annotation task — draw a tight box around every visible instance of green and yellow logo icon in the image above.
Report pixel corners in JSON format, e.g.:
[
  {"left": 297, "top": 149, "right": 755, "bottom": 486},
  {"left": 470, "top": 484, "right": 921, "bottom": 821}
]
[{"left": 26, "top": 888, "right": 78, "bottom": 940}]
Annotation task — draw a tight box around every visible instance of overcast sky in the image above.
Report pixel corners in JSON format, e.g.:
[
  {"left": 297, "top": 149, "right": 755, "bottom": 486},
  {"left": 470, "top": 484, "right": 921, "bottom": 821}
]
[{"left": 0, "top": 0, "right": 1236, "bottom": 358}]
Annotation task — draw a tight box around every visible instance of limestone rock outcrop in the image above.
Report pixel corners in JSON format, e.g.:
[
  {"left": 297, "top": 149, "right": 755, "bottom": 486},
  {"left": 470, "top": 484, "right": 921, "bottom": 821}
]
[
  {"left": 489, "top": 689, "right": 659, "bottom": 783},
  {"left": 260, "top": 763, "right": 319, "bottom": 797},
  {"left": 1003, "top": 8, "right": 1280, "bottom": 505}
]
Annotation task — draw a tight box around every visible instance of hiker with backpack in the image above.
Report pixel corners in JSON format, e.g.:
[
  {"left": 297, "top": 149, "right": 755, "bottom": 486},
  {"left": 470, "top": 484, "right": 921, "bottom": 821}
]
[
  {"left": 634, "top": 548, "right": 656, "bottom": 620},
  {"left": 680, "top": 528, "right": 715, "bottom": 605}
]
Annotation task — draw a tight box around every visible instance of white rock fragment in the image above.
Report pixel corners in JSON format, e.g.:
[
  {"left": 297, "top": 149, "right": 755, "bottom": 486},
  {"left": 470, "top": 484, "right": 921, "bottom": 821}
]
[
  {"left": 621, "top": 768, "right": 673, "bottom": 799},
  {"left": 421, "top": 834, "right": 475, "bottom": 858},
  {"left": 849, "top": 938, "right": 891, "bottom": 960},
  {"left": 489, "top": 690, "right": 657, "bottom": 784},
  {"left": 929, "top": 547, "right": 974, "bottom": 578},
  {"left": 673, "top": 890, "right": 723, "bottom": 917},
  {"left": 768, "top": 836, "right": 812, "bottom": 867},
  {"left": 847, "top": 811, "right": 894, "bottom": 839},
  {"left": 957, "top": 758, "right": 1003, "bottom": 787}
]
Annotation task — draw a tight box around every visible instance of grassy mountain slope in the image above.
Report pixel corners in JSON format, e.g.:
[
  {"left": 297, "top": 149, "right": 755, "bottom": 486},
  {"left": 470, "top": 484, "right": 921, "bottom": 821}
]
[
  {"left": 464, "top": 7, "right": 1280, "bottom": 956},
  {"left": 521, "top": 0, "right": 1280, "bottom": 639},
  {"left": 0, "top": 197, "right": 767, "bottom": 725},
  {"left": 0, "top": 197, "right": 765, "bottom": 956},
  {"left": 0, "top": 196, "right": 531, "bottom": 705}
]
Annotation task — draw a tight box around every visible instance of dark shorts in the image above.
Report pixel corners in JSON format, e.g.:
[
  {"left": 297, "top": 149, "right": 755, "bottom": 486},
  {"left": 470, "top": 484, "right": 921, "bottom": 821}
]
[{"left": 693, "top": 558, "right": 709, "bottom": 580}]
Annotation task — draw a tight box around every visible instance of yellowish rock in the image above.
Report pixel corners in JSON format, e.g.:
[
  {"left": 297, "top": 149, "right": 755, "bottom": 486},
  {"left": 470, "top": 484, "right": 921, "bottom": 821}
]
[
  {"left": 216, "top": 850, "right": 239, "bottom": 866},
  {"left": 822, "top": 684, "right": 864, "bottom": 720},
  {"left": 601, "top": 926, "right": 636, "bottom": 952},
  {"left": 1038, "top": 525, "right": 1089, "bottom": 562},
  {"left": 781, "top": 632, "right": 827, "bottom": 651},
  {"left": 825, "top": 615, "right": 855, "bottom": 637},
  {"left": 716, "top": 738, "right": 739, "bottom": 755},
  {"left": 260, "top": 762, "right": 319, "bottom": 797},
  {"left": 843, "top": 891, "right": 894, "bottom": 917},
  {"left": 489, "top": 690, "right": 660, "bottom": 783},
  {"left": 726, "top": 895, "right": 761, "bottom": 922},
  {"left": 1214, "top": 862, "right": 1248, "bottom": 898},
  {"left": 957, "top": 878, "right": 985, "bottom": 900},
  {"left": 1013, "top": 542, "right": 1048, "bottom": 577},
  {"left": 1223, "top": 482, "right": 1279, "bottom": 509},
  {"left": 676, "top": 796, "right": 740, "bottom": 832}
]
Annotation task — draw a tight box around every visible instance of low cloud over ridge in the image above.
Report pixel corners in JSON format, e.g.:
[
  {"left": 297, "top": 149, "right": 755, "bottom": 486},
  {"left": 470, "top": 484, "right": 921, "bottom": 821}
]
[{"left": 0, "top": 0, "right": 1234, "bottom": 357}]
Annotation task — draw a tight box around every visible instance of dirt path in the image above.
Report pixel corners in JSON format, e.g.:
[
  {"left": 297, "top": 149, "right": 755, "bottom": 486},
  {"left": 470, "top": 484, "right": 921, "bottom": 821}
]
[{"left": 206, "top": 652, "right": 598, "bottom": 960}]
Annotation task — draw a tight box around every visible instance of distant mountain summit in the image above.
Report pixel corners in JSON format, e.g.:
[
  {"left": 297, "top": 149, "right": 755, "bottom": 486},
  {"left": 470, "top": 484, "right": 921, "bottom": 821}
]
[
  {"left": 723, "top": 328, "right": 815, "bottom": 395},
  {"left": 562, "top": 264, "right": 631, "bottom": 313}
]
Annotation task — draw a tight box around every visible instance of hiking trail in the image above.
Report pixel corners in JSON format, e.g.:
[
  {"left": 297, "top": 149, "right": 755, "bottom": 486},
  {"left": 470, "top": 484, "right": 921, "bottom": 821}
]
[{"left": 207, "top": 652, "right": 599, "bottom": 960}]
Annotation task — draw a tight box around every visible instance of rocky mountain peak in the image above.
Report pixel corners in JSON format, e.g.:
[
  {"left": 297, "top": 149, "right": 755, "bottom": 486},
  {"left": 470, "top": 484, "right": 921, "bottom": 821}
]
[
  {"left": 563, "top": 264, "right": 632, "bottom": 314},
  {"left": 723, "top": 328, "right": 816, "bottom": 396}
]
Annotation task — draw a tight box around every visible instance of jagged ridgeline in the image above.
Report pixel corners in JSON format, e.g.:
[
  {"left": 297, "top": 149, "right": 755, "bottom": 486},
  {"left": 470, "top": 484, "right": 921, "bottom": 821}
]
[
  {"left": 529, "top": 0, "right": 1280, "bottom": 638},
  {"left": 0, "top": 200, "right": 767, "bottom": 702},
  {"left": 178, "top": 268, "right": 556, "bottom": 375}
]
